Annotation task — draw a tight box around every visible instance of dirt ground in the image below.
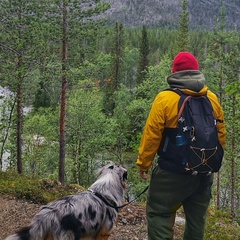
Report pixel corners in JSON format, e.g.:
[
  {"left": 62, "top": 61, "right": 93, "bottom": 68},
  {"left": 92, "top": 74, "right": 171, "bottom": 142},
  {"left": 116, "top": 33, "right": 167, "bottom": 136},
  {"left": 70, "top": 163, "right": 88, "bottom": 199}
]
[{"left": 0, "top": 195, "right": 184, "bottom": 240}]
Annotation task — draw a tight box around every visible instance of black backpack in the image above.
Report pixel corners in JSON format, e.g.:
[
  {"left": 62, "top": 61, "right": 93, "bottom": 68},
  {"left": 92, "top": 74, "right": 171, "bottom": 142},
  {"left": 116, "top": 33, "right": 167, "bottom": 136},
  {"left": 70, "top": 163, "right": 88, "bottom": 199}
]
[{"left": 158, "top": 88, "right": 224, "bottom": 174}]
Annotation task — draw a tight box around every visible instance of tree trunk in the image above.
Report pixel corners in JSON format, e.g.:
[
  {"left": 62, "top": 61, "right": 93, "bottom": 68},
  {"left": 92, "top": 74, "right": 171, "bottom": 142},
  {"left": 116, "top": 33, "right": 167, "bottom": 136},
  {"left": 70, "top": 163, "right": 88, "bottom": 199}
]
[
  {"left": 230, "top": 96, "right": 236, "bottom": 217},
  {"left": 59, "top": 0, "right": 68, "bottom": 185},
  {"left": 16, "top": 1, "right": 23, "bottom": 174},
  {"left": 216, "top": 59, "right": 224, "bottom": 210}
]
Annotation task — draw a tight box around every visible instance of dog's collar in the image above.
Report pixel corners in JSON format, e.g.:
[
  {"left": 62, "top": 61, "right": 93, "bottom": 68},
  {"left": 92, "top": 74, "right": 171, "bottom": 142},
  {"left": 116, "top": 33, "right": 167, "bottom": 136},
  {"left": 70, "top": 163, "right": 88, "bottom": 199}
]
[
  {"left": 88, "top": 184, "right": 149, "bottom": 211},
  {"left": 87, "top": 188, "right": 119, "bottom": 212}
]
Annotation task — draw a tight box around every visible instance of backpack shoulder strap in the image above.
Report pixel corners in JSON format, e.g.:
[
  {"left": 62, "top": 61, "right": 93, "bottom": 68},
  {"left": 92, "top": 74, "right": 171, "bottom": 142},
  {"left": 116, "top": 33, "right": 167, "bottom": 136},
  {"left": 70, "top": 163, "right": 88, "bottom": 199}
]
[
  {"left": 164, "top": 88, "right": 192, "bottom": 119},
  {"left": 178, "top": 95, "right": 192, "bottom": 119}
]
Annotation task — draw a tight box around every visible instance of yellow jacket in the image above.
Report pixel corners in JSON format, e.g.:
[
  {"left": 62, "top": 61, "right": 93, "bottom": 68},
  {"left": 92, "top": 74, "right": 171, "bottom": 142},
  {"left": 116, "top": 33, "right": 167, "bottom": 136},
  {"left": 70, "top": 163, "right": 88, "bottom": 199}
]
[{"left": 136, "top": 70, "right": 226, "bottom": 172}]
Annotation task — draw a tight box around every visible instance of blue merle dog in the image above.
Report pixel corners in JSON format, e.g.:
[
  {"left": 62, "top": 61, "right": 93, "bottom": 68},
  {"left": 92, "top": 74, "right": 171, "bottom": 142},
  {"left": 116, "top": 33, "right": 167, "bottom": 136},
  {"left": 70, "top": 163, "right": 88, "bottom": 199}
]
[{"left": 5, "top": 164, "right": 127, "bottom": 240}]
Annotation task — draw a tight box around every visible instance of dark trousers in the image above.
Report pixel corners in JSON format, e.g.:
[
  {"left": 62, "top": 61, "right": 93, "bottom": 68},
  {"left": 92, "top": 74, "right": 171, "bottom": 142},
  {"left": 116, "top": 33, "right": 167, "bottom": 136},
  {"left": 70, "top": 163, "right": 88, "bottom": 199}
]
[{"left": 146, "top": 165, "right": 213, "bottom": 240}]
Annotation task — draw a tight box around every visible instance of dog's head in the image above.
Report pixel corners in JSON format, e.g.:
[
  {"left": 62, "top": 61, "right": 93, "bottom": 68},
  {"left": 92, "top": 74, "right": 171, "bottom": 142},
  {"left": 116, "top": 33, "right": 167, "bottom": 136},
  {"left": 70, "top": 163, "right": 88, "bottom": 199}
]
[{"left": 98, "top": 164, "right": 128, "bottom": 189}]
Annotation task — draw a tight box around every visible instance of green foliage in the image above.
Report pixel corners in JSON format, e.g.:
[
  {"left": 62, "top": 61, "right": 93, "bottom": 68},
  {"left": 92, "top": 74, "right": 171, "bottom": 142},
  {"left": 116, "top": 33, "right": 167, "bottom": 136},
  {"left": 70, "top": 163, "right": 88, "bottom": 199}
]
[
  {"left": 22, "top": 108, "right": 59, "bottom": 177},
  {"left": 125, "top": 164, "right": 149, "bottom": 203},
  {"left": 136, "top": 54, "right": 171, "bottom": 100},
  {"left": 0, "top": 0, "right": 240, "bottom": 222},
  {"left": 175, "top": 0, "right": 190, "bottom": 53},
  {"left": 204, "top": 5, "right": 240, "bottom": 218},
  {"left": 109, "top": 85, "right": 133, "bottom": 161},
  {"left": 0, "top": 93, "right": 16, "bottom": 169},
  {"left": 122, "top": 47, "right": 139, "bottom": 89},
  {"left": 205, "top": 209, "right": 240, "bottom": 239},
  {"left": 202, "top": 55, "right": 221, "bottom": 93},
  {"left": 136, "top": 25, "right": 150, "bottom": 85},
  {"left": 103, "top": 22, "right": 125, "bottom": 115},
  {"left": 66, "top": 80, "right": 108, "bottom": 185},
  {"left": 126, "top": 99, "right": 149, "bottom": 148},
  {"left": 0, "top": 170, "right": 84, "bottom": 204},
  {"left": 71, "top": 53, "right": 113, "bottom": 92}
]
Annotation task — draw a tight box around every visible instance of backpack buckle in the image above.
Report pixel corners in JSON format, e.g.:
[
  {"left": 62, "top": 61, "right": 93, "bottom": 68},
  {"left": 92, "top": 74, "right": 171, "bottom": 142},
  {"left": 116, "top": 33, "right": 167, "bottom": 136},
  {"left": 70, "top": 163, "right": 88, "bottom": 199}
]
[{"left": 191, "top": 171, "right": 198, "bottom": 176}]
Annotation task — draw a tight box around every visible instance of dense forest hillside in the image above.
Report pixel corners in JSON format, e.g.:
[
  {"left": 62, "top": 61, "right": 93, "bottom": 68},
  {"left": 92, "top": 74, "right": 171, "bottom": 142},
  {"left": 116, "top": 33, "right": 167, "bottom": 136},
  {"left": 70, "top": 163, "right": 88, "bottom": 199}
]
[
  {"left": 0, "top": 0, "right": 239, "bottom": 225},
  {"left": 103, "top": 0, "right": 240, "bottom": 30}
]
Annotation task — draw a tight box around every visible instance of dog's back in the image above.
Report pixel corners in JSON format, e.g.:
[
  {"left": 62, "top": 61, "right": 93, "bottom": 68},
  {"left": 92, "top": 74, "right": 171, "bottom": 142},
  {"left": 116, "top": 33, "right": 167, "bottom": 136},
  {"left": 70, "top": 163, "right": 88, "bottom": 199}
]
[{"left": 5, "top": 164, "right": 127, "bottom": 240}]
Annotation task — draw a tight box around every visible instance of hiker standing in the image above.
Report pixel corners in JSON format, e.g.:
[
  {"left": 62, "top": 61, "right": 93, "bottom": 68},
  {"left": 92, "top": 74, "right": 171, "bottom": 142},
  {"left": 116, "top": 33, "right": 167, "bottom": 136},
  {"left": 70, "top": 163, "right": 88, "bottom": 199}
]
[{"left": 136, "top": 52, "right": 226, "bottom": 240}]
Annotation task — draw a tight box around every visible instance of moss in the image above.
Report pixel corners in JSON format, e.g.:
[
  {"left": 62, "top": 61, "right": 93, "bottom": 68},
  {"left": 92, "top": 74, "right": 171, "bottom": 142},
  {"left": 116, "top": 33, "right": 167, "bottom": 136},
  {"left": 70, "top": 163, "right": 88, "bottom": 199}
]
[
  {"left": 0, "top": 171, "right": 84, "bottom": 204},
  {"left": 205, "top": 209, "right": 240, "bottom": 239}
]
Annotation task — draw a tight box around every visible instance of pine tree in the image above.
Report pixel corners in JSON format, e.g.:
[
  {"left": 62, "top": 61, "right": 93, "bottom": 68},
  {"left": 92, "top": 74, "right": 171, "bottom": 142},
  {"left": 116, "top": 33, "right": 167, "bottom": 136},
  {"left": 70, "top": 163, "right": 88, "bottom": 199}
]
[
  {"left": 103, "top": 22, "right": 124, "bottom": 115},
  {"left": 207, "top": 4, "right": 227, "bottom": 211},
  {"left": 0, "top": 0, "right": 48, "bottom": 173},
  {"left": 0, "top": 0, "right": 110, "bottom": 181},
  {"left": 136, "top": 25, "right": 150, "bottom": 85},
  {"left": 224, "top": 44, "right": 240, "bottom": 217},
  {"left": 206, "top": 4, "right": 240, "bottom": 217},
  {"left": 58, "top": 0, "right": 110, "bottom": 184},
  {"left": 176, "top": 0, "right": 190, "bottom": 53}
]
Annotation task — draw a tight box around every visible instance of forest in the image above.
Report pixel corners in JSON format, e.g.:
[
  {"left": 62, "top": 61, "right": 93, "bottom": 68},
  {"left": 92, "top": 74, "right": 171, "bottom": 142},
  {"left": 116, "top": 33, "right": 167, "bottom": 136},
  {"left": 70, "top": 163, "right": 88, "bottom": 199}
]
[{"left": 0, "top": 0, "right": 239, "bottom": 226}]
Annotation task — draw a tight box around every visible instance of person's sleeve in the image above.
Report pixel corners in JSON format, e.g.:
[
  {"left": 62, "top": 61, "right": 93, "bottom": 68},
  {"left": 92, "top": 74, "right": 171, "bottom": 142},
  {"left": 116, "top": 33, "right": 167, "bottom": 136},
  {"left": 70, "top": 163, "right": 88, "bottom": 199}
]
[
  {"left": 208, "top": 91, "right": 226, "bottom": 149},
  {"left": 136, "top": 95, "right": 165, "bottom": 172}
]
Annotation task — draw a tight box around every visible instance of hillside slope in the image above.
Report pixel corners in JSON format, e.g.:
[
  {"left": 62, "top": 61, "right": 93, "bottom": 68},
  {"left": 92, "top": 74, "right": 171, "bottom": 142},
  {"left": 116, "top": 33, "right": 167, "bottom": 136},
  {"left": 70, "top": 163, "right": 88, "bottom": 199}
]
[
  {"left": 0, "top": 195, "right": 186, "bottom": 240},
  {"left": 103, "top": 0, "right": 240, "bottom": 30}
]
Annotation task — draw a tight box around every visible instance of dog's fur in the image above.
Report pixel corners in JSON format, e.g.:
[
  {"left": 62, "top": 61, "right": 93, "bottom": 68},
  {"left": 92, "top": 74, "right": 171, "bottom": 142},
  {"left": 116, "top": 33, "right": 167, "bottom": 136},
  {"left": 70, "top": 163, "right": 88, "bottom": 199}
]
[{"left": 5, "top": 164, "right": 127, "bottom": 240}]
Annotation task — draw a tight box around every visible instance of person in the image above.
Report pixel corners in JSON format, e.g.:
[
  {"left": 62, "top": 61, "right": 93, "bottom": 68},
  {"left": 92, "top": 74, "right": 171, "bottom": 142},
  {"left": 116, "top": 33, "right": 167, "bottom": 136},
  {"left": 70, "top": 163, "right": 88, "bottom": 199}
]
[{"left": 136, "top": 52, "right": 226, "bottom": 240}]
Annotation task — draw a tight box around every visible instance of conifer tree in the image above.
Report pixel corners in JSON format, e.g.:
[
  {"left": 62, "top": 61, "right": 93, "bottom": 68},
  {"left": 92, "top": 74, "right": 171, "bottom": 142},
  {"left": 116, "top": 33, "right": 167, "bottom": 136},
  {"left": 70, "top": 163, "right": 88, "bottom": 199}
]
[
  {"left": 136, "top": 25, "right": 150, "bottom": 85},
  {"left": 207, "top": 5, "right": 227, "bottom": 211},
  {"left": 58, "top": 0, "right": 68, "bottom": 185},
  {"left": 0, "top": 0, "right": 110, "bottom": 181},
  {"left": 206, "top": 4, "right": 240, "bottom": 216},
  {"left": 58, "top": 0, "right": 110, "bottom": 184},
  {"left": 176, "top": 0, "right": 190, "bottom": 53},
  {"left": 0, "top": 0, "right": 48, "bottom": 173},
  {"left": 224, "top": 44, "right": 240, "bottom": 217},
  {"left": 103, "top": 22, "right": 124, "bottom": 116}
]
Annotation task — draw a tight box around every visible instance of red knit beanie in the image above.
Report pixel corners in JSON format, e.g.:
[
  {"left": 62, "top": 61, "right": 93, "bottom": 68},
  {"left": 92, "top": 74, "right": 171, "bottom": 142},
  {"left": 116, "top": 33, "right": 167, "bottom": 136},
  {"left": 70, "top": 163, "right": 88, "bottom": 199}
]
[{"left": 172, "top": 52, "right": 199, "bottom": 73}]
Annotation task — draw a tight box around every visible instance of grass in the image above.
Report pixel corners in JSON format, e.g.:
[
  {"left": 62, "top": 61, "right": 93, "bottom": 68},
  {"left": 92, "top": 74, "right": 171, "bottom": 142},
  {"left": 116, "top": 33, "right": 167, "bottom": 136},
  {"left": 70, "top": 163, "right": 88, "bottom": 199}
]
[{"left": 205, "top": 208, "right": 240, "bottom": 240}]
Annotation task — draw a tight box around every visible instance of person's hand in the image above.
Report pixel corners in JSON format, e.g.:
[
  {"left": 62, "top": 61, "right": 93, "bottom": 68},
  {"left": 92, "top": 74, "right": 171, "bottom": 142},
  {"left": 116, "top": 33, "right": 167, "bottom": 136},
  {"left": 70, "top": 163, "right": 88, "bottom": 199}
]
[{"left": 139, "top": 170, "right": 148, "bottom": 180}]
